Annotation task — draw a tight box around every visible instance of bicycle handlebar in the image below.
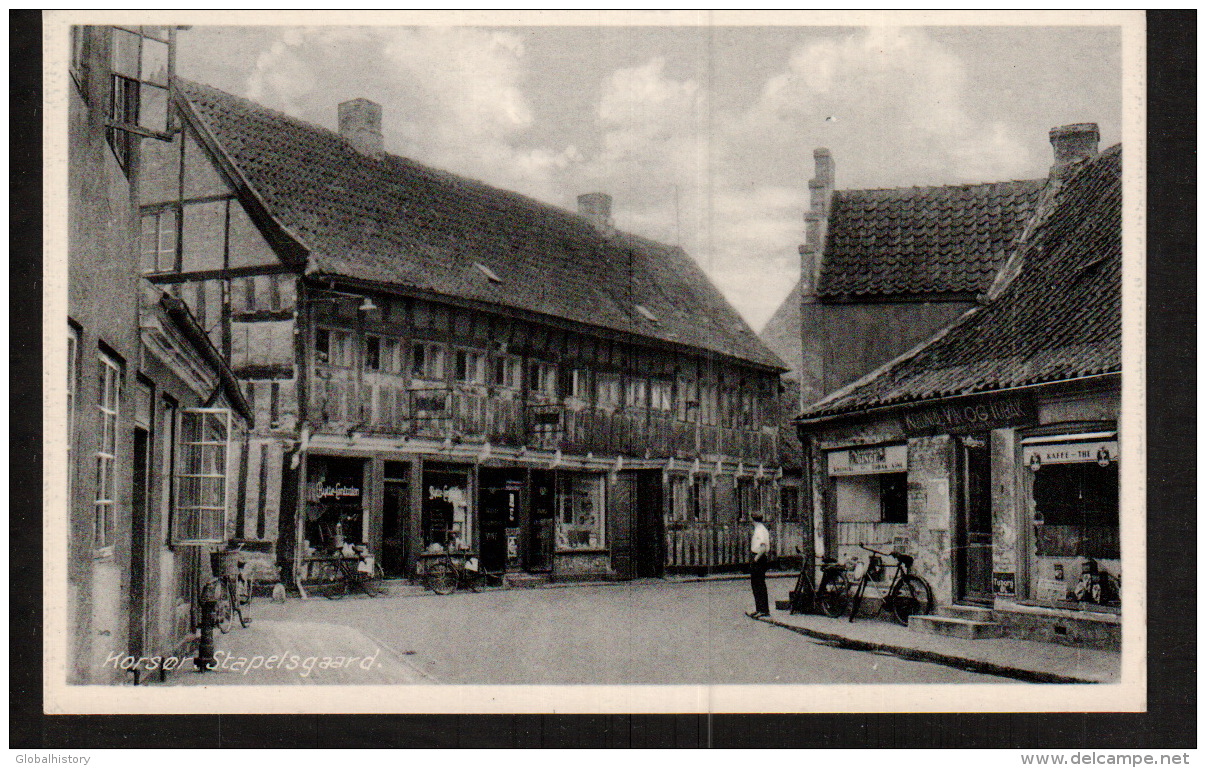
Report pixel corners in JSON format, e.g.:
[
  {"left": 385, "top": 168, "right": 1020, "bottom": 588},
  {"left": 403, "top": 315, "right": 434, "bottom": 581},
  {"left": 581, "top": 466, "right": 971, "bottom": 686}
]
[{"left": 857, "top": 543, "right": 898, "bottom": 559}]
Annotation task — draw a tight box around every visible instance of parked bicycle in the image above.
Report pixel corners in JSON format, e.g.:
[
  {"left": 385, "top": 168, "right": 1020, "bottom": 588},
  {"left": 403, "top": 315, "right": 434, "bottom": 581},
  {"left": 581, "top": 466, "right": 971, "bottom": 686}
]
[
  {"left": 786, "top": 548, "right": 853, "bottom": 618},
  {"left": 846, "top": 543, "right": 933, "bottom": 626},
  {"left": 423, "top": 540, "right": 505, "bottom": 595},
  {"left": 324, "top": 547, "right": 387, "bottom": 600},
  {"left": 209, "top": 547, "right": 254, "bottom": 632}
]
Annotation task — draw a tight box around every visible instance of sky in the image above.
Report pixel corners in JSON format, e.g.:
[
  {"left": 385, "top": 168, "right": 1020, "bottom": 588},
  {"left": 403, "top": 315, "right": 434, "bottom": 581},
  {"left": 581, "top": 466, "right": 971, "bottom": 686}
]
[{"left": 177, "top": 22, "right": 1122, "bottom": 330}]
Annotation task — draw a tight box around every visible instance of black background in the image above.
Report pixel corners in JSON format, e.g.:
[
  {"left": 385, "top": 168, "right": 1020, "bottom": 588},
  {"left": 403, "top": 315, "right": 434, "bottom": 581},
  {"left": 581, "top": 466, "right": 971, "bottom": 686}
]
[{"left": 10, "top": 9, "right": 1195, "bottom": 748}]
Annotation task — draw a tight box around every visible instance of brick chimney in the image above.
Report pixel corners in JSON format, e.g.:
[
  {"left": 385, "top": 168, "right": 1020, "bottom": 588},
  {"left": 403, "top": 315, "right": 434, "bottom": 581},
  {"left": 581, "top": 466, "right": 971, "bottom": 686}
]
[
  {"left": 1049, "top": 123, "right": 1099, "bottom": 177},
  {"left": 577, "top": 192, "right": 614, "bottom": 237},
  {"left": 801, "top": 148, "right": 835, "bottom": 297},
  {"left": 338, "top": 98, "right": 384, "bottom": 159}
]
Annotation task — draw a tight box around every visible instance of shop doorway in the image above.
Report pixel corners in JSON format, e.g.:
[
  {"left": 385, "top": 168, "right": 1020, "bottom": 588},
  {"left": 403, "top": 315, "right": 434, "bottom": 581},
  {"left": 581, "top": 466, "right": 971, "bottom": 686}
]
[
  {"left": 381, "top": 462, "right": 409, "bottom": 578},
  {"left": 956, "top": 433, "right": 994, "bottom": 604},
  {"left": 634, "top": 470, "right": 664, "bottom": 578},
  {"left": 527, "top": 470, "right": 555, "bottom": 572},
  {"left": 479, "top": 469, "right": 523, "bottom": 573}
]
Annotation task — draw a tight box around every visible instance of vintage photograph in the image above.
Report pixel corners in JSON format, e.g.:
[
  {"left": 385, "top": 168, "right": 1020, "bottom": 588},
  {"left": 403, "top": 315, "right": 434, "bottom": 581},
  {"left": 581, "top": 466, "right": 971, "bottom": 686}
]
[{"left": 45, "top": 11, "right": 1144, "bottom": 714}]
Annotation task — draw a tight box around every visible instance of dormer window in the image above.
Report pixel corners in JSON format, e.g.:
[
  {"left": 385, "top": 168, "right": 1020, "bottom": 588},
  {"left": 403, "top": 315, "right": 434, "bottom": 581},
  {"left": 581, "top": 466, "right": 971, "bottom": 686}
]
[
  {"left": 474, "top": 262, "right": 503, "bottom": 283},
  {"left": 634, "top": 304, "right": 659, "bottom": 323}
]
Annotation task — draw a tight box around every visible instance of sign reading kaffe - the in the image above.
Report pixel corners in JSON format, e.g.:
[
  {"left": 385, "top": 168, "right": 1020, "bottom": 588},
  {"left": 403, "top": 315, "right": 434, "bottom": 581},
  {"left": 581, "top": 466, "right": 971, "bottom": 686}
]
[
  {"left": 828, "top": 444, "right": 908, "bottom": 476},
  {"left": 902, "top": 396, "right": 1035, "bottom": 436}
]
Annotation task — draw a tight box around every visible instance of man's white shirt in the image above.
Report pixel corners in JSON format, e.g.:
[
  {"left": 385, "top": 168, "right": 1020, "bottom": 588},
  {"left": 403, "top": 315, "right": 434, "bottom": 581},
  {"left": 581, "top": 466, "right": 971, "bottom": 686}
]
[{"left": 750, "top": 522, "right": 770, "bottom": 556}]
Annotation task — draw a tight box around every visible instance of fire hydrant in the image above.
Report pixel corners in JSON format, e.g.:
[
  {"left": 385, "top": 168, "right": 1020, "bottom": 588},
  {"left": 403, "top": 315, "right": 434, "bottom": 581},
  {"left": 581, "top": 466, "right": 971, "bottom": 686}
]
[{"left": 194, "top": 579, "right": 221, "bottom": 672}]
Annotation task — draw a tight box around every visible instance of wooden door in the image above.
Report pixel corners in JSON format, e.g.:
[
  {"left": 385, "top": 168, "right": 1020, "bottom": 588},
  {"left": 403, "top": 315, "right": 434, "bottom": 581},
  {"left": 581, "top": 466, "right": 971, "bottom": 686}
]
[
  {"left": 634, "top": 470, "right": 664, "bottom": 577},
  {"left": 957, "top": 433, "right": 994, "bottom": 603},
  {"left": 609, "top": 473, "right": 636, "bottom": 580}
]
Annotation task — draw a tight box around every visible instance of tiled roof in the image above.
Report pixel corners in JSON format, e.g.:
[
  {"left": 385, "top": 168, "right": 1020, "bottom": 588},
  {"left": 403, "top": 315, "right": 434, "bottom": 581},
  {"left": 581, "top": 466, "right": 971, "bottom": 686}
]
[
  {"left": 758, "top": 280, "right": 803, "bottom": 379},
  {"left": 817, "top": 177, "right": 1047, "bottom": 298},
  {"left": 174, "top": 80, "right": 784, "bottom": 371},
  {"left": 801, "top": 145, "right": 1121, "bottom": 420}
]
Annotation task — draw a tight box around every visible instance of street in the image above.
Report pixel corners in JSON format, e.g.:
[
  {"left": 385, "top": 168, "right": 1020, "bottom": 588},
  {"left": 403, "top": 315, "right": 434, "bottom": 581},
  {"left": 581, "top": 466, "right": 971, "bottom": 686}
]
[{"left": 211, "top": 577, "right": 1013, "bottom": 685}]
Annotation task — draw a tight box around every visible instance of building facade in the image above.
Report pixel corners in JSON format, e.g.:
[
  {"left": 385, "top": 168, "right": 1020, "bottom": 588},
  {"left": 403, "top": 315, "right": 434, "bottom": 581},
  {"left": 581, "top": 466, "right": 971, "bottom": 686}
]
[
  {"left": 67, "top": 26, "right": 251, "bottom": 683},
  {"left": 797, "top": 135, "right": 1122, "bottom": 649},
  {"left": 137, "top": 79, "right": 790, "bottom": 590}
]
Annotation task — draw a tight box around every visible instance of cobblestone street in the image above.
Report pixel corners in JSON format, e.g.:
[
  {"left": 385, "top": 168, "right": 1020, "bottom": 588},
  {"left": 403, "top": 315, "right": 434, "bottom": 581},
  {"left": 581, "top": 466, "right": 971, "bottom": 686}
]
[{"left": 167, "top": 577, "right": 1013, "bottom": 685}]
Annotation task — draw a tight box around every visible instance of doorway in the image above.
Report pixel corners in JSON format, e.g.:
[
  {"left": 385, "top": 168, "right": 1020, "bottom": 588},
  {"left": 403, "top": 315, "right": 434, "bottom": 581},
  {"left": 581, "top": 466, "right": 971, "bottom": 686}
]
[
  {"left": 527, "top": 470, "right": 555, "bottom": 572},
  {"left": 129, "top": 426, "right": 151, "bottom": 660},
  {"left": 381, "top": 462, "right": 409, "bottom": 578},
  {"left": 479, "top": 469, "right": 523, "bottom": 573},
  {"left": 634, "top": 470, "right": 664, "bottom": 578},
  {"left": 957, "top": 433, "right": 994, "bottom": 604}
]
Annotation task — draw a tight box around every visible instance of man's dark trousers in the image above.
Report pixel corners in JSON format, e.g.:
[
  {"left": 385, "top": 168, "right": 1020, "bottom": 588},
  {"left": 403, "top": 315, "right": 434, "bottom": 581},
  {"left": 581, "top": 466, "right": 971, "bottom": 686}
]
[{"left": 750, "top": 554, "right": 769, "bottom": 614}]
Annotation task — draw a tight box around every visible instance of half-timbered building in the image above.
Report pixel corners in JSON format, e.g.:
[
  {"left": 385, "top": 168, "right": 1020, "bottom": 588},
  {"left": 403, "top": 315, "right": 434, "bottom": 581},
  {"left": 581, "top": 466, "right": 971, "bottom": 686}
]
[{"left": 138, "top": 79, "right": 789, "bottom": 589}]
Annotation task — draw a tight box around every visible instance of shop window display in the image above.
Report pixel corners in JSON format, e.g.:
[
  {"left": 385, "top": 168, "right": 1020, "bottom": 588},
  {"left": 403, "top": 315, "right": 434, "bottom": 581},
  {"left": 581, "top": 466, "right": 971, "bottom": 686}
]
[{"left": 556, "top": 473, "right": 605, "bottom": 550}]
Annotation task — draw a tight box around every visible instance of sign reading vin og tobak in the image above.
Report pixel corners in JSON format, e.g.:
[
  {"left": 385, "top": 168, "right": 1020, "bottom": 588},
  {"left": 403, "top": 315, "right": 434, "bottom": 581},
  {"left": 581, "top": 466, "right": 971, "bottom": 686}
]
[{"left": 901, "top": 396, "right": 1035, "bottom": 436}]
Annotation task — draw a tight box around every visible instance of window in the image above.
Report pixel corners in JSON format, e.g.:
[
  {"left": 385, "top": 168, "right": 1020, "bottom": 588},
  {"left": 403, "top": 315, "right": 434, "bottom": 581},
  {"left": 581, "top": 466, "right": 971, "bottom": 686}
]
[
  {"left": 595, "top": 373, "right": 622, "bottom": 410},
  {"left": 453, "top": 349, "right": 486, "bottom": 385},
  {"left": 699, "top": 383, "right": 718, "bottom": 425},
  {"left": 691, "top": 476, "right": 712, "bottom": 521},
  {"left": 571, "top": 369, "right": 592, "bottom": 402},
  {"left": 107, "top": 26, "right": 172, "bottom": 171},
  {"left": 67, "top": 328, "right": 80, "bottom": 492},
  {"left": 140, "top": 208, "right": 178, "bottom": 273},
  {"left": 780, "top": 486, "right": 800, "bottom": 522},
  {"left": 624, "top": 377, "right": 647, "bottom": 410},
  {"left": 411, "top": 342, "right": 445, "bottom": 380},
  {"left": 737, "top": 478, "right": 763, "bottom": 521},
  {"left": 315, "top": 327, "right": 351, "bottom": 367},
  {"left": 829, "top": 444, "right": 909, "bottom": 524},
  {"left": 649, "top": 379, "right": 673, "bottom": 412},
  {"left": 739, "top": 388, "right": 759, "bottom": 428},
  {"left": 94, "top": 352, "right": 122, "bottom": 552},
  {"left": 364, "top": 335, "right": 402, "bottom": 373},
  {"left": 490, "top": 355, "right": 522, "bottom": 389},
  {"left": 528, "top": 361, "right": 557, "bottom": 397},
  {"left": 669, "top": 475, "right": 689, "bottom": 521},
  {"left": 173, "top": 409, "right": 231, "bottom": 544},
  {"left": 676, "top": 378, "right": 698, "bottom": 422},
  {"left": 556, "top": 473, "right": 605, "bottom": 550}
]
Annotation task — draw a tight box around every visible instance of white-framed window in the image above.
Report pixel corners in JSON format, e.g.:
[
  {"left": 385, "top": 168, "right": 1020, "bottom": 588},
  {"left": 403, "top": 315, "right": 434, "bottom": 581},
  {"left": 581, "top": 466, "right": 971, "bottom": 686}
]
[
  {"left": 624, "top": 377, "right": 647, "bottom": 410},
  {"left": 571, "top": 369, "right": 592, "bottom": 401},
  {"left": 411, "top": 341, "right": 445, "bottom": 380},
  {"left": 364, "top": 334, "right": 403, "bottom": 373},
  {"left": 699, "top": 383, "right": 718, "bottom": 425},
  {"left": 107, "top": 26, "right": 173, "bottom": 171},
  {"left": 556, "top": 473, "right": 605, "bottom": 550},
  {"left": 528, "top": 361, "right": 557, "bottom": 397},
  {"left": 676, "top": 378, "right": 698, "bottom": 422},
  {"left": 140, "top": 208, "right": 178, "bottom": 273},
  {"left": 691, "top": 475, "right": 712, "bottom": 521},
  {"left": 453, "top": 349, "right": 486, "bottom": 385},
  {"left": 173, "top": 408, "right": 231, "bottom": 545},
  {"left": 649, "top": 379, "right": 673, "bottom": 412},
  {"left": 737, "top": 478, "right": 767, "bottom": 521},
  {"left": 315, "top": 327, "right": 352, "bottom": 367},
  {"left": 669, "top": 475, "right": 689, "bottom": 521},
  {"left": 595, "top": 372, "right": 622, "bottom": 410},
  {"left": 94, "top": 352, "right": 122, "bottom": 553},
  {"left": 490, "top": 355, "right": 522, "bottom": 390}
]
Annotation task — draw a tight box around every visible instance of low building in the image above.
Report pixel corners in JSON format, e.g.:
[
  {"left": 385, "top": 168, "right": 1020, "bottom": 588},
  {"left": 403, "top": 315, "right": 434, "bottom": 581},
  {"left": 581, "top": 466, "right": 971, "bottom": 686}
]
[
  {"left": 137, "top": 79, "right": 790, "bottom": 589},
  {"left": 67, "top": 25, "right": 251, "bottom": 683},
  {"left": 796, "top": 132, "right": 1122, "bottom": 649}
]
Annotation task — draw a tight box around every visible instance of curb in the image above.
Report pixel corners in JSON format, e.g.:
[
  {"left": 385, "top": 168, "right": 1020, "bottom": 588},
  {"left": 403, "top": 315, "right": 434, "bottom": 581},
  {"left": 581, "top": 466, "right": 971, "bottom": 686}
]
[{"left": 751, "top": 614, "right": 1100, "bottom": 685}]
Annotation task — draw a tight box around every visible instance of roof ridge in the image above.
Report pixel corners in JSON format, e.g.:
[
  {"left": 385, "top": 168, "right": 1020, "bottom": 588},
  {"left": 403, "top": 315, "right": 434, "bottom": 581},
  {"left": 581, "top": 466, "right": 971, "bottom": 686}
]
[{"left": 836, "top": 177, "right": 1047, "bottom": 196}]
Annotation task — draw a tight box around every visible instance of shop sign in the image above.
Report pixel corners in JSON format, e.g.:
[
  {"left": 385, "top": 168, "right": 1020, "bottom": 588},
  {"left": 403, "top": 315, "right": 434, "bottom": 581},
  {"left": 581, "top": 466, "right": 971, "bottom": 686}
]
[
  {"left": 316, "top": 482, "right": 360, "bottom": 500},
  {"left": 1023, "top": 441, "right": 1117, "bottom": 470},
  {"left": 902, "top": 397, "right": 1034, "bottom": 436},
  {"left": 827, "top": 444, "right": 907, "bottom": 476},
  {"left": 993, "top": 572, "right": 1016, "bottom": 596}
]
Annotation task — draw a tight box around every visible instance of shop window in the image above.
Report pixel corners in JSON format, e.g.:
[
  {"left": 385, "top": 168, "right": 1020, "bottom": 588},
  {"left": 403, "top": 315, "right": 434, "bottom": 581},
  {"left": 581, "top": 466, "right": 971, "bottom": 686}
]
[
  {"left": 833, "top": 473, "right": 908, "bottom": 523},
  {"left": 140, "top": 208, "right": 178, "bottom": 273},
  {"left": 421, "top": 470, "right": 470, "bottom": 550},
  {"left": 411, "top": 342, "right": 445, "bottom": 381},
  {"left": 595, "top": 372, "right": 622, "bottom": 410},
  {"left": 556, "top": 473, "right": 605, "bottom": 550},
  {"left": 94, "top": 352, "right": 122, "bottom": 553},
  {"left": 490, "top": 355, "right": 522, "bottom": 390},
  {"left": 1026, "top": 441, "right": 1119, "bottom": 561},
  {"left": 528, "top": 361, "right": 557, "bottom": 397},
  {"left": 172, "top": 408, "right": 232, "bottom": 545},
  {"left": 453, "top": 349, "right": 486, "bottom": 385},
  {"left": 315, "top": 327, "right": 351, "bottom": 367},
  {"left": 365, "top": 335, "right": 403, "bottom": 374}
]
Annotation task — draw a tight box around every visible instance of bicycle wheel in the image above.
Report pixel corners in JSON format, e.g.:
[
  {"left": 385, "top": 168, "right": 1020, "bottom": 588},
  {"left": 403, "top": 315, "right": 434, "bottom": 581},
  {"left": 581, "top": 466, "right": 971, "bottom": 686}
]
[
  {"left": 426, "top": 561, "right": 457, "bottom": 595},
  {"left": 324, "top": 578, "right": 348, "bottom": 600},
  {"left": 816, "top": 570, "right": 850, "bottom": 618},
  {"left": 891, "top": 574, "right": 934, "bottom": 626},
  {"left": 236, "top": 577, "right": 254, "bottom": 627},
  {"left": 215, "top": 580, "right": 233, "bottom": 634}
]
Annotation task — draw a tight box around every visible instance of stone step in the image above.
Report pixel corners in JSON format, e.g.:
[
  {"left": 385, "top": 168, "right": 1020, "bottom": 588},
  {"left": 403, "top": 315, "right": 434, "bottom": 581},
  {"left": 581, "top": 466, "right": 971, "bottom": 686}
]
[
  {"left": 937, "top": 604, "right": 996, "bottom": 622},
  {"left": 909, "top": 614, "right": 1007, "bottom": 640}
]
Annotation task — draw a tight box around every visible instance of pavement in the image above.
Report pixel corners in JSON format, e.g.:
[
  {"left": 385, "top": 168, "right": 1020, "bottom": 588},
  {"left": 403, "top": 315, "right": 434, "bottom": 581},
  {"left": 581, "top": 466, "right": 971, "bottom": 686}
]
[
  {"left": 151, "top": 573, "right": 1118, "bottom": 686},
  {"left": 750, "top": 608, "right": 1120, "bottom": 684}
]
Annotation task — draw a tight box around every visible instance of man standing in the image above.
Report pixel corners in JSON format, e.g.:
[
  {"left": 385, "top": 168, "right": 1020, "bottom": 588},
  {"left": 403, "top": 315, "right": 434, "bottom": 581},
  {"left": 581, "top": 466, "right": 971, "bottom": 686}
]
[{"left": 747, "top": 512, "right": 771, "bottom": 618}]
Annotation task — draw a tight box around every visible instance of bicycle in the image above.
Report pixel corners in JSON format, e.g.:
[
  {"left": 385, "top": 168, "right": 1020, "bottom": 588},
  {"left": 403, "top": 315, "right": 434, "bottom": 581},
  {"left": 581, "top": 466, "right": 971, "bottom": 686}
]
[
  {"left": 846, "top": 543, "right": 933, "bottom": 626},
  {"left": 324, "top": 550, "right": 387, "bottom": 599},
  {"left": 424, "top": 546, "right": 505, "bottom": 595},
  {"left": 786, "top": 549, "right": 852, "bottom": 617},
  {"left": 210, "top": 548, "right": 254, "bottom": 631}
]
